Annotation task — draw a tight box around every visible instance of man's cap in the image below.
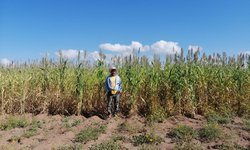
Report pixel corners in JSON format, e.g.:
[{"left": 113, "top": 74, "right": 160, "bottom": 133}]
[{"left": 110, "top": 66, "right": 117, "bottom": 72}]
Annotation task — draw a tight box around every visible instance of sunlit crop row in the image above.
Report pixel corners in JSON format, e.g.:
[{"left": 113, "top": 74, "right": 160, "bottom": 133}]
[{"left": 0, "top": 50, "right": 249, "bottom": 120}]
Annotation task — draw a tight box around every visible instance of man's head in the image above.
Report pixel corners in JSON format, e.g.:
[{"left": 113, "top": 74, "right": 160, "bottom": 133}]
[{"left": 110, "top": 67, "right": 117, "bottom": 76}]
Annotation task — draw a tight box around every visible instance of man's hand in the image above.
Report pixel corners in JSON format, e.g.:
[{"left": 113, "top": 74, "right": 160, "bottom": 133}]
[{"left": 117, "top": 91, "right": 122, "bottom": 94}]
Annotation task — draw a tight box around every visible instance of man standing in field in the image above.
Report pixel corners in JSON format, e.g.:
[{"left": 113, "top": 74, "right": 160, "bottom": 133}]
[{"left": 105, "top": 67, "right": 122, "bottom": 118}]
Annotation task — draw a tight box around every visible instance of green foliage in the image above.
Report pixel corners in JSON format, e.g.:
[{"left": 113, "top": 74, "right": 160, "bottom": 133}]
[
  {"left": 206, "top": 113, "right": 231, "bottom": 124},
  {"left": 211, "top": 143, "right": 245, "bottom": 150},
  {"left": 131, "top": 133, "right": 164, "bottom": 146},
  {"left": 0, "top": 116, "right": 29, "bottom": 130},
  {"left": 54, "top": 145, "right": 82, "bottom": 150},
  {"left": 147, "top": 107, "right": 166, "bottom": 123},
  {"left": 22, "top": 128, "right": 37, "bottom": 138},
  {"left": 117, "top": 120, "right": 143, "bottom": 134},
  {"left": 199, "top": 124, "right": 223, "bottom": 142},
  {"left": 174, "top": 141, "right": 203, "bottom": 150},
  {"left": 74, "top": 125, "right": 106, "bottom": 143},
  {"left": 138, "top": 144, "right": 161, "bottom": 150},
  {"left": 168, "top": 125, "right": 197, "bottom": 142},
  {"left": 72, "top": 119, "right": 81, "bottom": 127},
  {"left": 1, "top": 50, "right": 250, "bottom": 118},
  {"left": 31, "top": 119, "right": 43, "bottom": 128},
  {"left": 242, "top": 117, "right": 250, "bottom": 131},
  {"left": 111, "top": 135, "right": 127, "bottom": 142},
  {"left": 62, "top": 117, "right": 70, "bottom": 128},
  {"left": 7, "top": 135, "right": 21, "bottom": 143},
  {"left": 89, "top": 140, "right": 128, "bottom": 150},
  {"left": 62, "top": 117, "right": 81, "bottom": 128},
  {"left": 22, "top": 120, "right": 42, "bottom": 138}
]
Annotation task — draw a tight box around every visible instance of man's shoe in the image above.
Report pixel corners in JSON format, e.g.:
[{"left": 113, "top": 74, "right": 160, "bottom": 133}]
[{"left": 107, "top": 114, "right": 112, "bottom": 119}]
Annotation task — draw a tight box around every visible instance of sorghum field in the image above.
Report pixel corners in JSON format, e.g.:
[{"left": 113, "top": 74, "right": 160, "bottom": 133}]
[{"left": 0, "top": 50, "right": 250, "bottom": 149}]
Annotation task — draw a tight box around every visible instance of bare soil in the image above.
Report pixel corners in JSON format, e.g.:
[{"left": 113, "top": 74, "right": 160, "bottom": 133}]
[{"left": 0, "top": 114, "right": 249, "bottom": 150}]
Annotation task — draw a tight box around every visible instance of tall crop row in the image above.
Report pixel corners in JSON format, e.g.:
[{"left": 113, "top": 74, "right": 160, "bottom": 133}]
[{"left": 0, "top": 50, "right": 249, "bottom": 119}]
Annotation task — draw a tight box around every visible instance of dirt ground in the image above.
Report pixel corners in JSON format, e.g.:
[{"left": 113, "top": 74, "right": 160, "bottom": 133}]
[{"left": 0, "top": 113, "right": 249, "bottom": 150}]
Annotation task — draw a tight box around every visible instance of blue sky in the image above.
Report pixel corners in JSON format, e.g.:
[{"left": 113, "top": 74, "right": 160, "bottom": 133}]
[{"left": 0, "top": 0, "right": 250, "bottom": 63}]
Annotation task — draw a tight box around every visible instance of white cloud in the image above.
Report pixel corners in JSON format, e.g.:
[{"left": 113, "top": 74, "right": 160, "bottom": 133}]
[
  {"left": 100, "top": 40, "right": 181, "bottom": 55},
  {"left": 0, "top": 58, "right": 12, "bottom": 66},
  {"left": 56, "top": 41, "right": 203, "bottom": 62},
  {"left": 55, "top": 49, "right": 84, "bottom": 59},
  {"left": 88, "top": 51, "right": 114, "bottom": 63},
  {"left": 99, "top": 41, "right": 150, "bottom": 56},
  {"left": 242, "top": 51, "right": 250, "bottom": 55},
  {"left": 188, "top": 45, "right": 203, "bottom": 53},
  {"left": 130, "top": 41, "right": 150, "bottom": 52},
  {"left": 99, "top": 43, "right": 130, "bottom": 52},
  {"left": 151, "top": 40, "right": 181, "bottom": 54},
  {"left": 54, "top": 49, "right": 114, "bottom": 62},
  {"left": 88, "top": 51, "right": 101, "bottom": 61}
]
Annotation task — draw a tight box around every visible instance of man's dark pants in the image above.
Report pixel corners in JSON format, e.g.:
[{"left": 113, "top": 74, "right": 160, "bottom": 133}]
[{"left": 107, "top": 92, "right": 120, "bottom": 116}]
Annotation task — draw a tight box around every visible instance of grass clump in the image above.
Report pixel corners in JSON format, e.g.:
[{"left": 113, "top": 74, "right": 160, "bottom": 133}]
[
  {"left": 0, "top": 116, "right": 29, "bottom": 130},
  {"left": 147, "top": 107, "right": 166, "bottom": 123},
  {"left": 7, "top": 135, "right": 21, "bottom": 143},
  {"left": 138, "top": 144, "right": 161, "bottom": 150},
  {"left": 242, "top": 117, "right": 250, "bottom": 131},
  {"left": 168, "top": 125, "right": 197, "bottom": 142},
  {"left": 23, "top": 127, "right": 37, "bottom": 138},
  {"left": 131, "top": 133, "right": 164, "bottom": 146},
  {"left": 74, "top": 125, "right": 106, "bottom": 143},
  {"left": 71, "top": 119, "right": 81, "bottom": 127},
  {"left": 111, "top": 135, "right": 128, "bottom": 142},
  {"left": 206, "top": 113, "right": 231, "bottom": 124},
  {"left": 62, "top": 117, "right": 81, "bottom": 128},
  {"left": 54, "top": 145, "right": 82, "bottom": 150},
  {"left": 89, "top": 140, "right": 128, "bottom": 150},
  {"left": 199, "top": 124, "right": 223, "bottom": 142},
  {"left": 22, "top": 120, "right": 42, "bottom": 138},
  {"left": 211, "top": 143, "right": 245, "bottom": 150},
  {"left": 117, "top": 120, "right": 143, "bottom": 134},
  {"left": 174, "top": 141, "right": 203, "bottom": 150}
]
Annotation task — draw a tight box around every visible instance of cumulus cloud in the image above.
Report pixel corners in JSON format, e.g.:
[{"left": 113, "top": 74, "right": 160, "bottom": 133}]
[
  {"left": 130, "top": 41, "right": 150, "bottom": 52},
  {"left": 151, "top": 40, "right": 181, "bottom": 54},
  {"left": 55, "top": 49, "right": 84, "bottom": 59},
  {"left": 99, "top": 41, "right": 150, "bottom": 56},
  {"left": 88, "top": 51, "right": 114, "bottom": 63},
  {"left": 56, "top": 41, "right": 203, "bottom": 61},
  {"left": 54, "top": 49, "right": 114, "bottom": 62},
  {"left": 0, "top": 58, "right": 12, "bottom": 66},
  {"left": 99, "top": 43, "right": 130, "bottom": 52},
  {"left": 100, "top": 40, "right": 182, "bottom": 55},
  {"left": 188, "top": 45, "right": 203, "bottom": 53},
  {"left": 88, "top": 51, "right": 101, "bottom": 61}
]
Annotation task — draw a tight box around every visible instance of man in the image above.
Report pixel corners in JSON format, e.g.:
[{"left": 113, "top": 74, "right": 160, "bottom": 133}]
[{"left": 105, "top": 67, "right": 122, "bottom": 118}]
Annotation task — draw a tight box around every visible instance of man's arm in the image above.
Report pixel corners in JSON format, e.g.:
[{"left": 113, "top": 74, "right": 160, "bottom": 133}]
[
  {"left": 105, "top": 77, "right": 112, "bottom": 92},
  {"left": 117, "top": 76, "right": 122, "bottom": 92}
]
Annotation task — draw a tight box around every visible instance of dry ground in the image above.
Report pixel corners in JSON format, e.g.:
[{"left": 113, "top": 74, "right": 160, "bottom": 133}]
[{"left": 0, "top": 113, "right": 249, "bottom": 150}]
